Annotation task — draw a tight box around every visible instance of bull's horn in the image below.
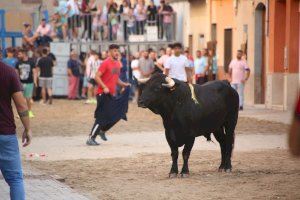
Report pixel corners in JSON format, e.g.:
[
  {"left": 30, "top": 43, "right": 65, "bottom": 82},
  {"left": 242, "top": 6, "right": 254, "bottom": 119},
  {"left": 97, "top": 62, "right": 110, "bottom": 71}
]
[
  {"left": 162, "top": 77, "right": 175, "bottom": 88},
  {"left": 137, "top": 77, "right": 150, "bottom": 83}
]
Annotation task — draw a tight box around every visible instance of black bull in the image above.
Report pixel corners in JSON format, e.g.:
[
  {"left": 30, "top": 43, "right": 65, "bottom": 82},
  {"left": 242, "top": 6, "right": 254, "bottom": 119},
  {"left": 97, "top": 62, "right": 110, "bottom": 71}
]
[{"left": 138, "top": 73, "right": 239, "bottom": 177}]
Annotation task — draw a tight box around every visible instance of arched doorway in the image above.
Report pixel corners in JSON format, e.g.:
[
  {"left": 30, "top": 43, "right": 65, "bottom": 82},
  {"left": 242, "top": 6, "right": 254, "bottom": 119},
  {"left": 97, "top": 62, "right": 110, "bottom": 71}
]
[{"left": 254, "top": 3, "right": 266, "bottom": 104}]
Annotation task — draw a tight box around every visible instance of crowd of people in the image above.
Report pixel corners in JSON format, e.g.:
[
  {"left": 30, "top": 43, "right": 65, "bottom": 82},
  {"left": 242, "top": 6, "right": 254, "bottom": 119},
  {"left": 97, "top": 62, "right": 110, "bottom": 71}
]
[
  {"left": 1, "top": 47, "right": 56, "bottom": 118},
  {"left": 64, "top": 43, "right": 222, "bottom": 105},
  {"left": 1, "top": 41, "right": 251, "bottom": 112},
  {"left": 21, "top": 0, "right": 174, "bottom": 48}
]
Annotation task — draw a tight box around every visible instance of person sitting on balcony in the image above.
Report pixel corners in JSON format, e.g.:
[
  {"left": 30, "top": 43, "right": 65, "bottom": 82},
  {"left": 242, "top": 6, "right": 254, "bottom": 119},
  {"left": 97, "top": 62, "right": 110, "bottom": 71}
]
[
  {"left": 22, "top": 23, "right": 35, "bottom": 49},
  {"left": 134, "top": 0, "right": 147, "bottom": 35},
  {"left": 158, "top": 0, "right": 173, "bottom": 41},
  {"left": 51, "top": 12, "right": 64, "bottom": 41},
  {"left": 35, "top": 19, "right": 53, "bottom": 46},
  {"left": 52, "top": 0, "right": 68, "bottom": 40}
]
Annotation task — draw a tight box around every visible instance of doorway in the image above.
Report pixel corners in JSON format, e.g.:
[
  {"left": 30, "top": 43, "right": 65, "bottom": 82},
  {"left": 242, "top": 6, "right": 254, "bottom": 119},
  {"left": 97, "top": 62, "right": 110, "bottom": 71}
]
[
  {"left": 254, "top": 3, "right": 266, "bottom": 104},
  {"left": 224, "top": 29, "right": 232, "bottom": 72}
]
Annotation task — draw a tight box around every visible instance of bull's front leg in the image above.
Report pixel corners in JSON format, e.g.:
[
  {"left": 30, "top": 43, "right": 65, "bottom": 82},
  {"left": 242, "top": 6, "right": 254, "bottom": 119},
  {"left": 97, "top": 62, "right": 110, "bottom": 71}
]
[
  {"left": 181, "top": 137, "right": 195, "bottom": 178},
  {"left": 169, "top": 146, "right": 179, "bottom": 178}
]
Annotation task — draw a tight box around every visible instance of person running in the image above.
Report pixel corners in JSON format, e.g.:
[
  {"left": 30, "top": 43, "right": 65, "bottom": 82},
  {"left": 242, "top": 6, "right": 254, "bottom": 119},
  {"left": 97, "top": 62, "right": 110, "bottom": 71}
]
[
  {"left": 37, "top": 48, "right": 54, "bottom": 104},
  {"left": 15, "top": 49, "right": 37, "bottom": 118},
  {"left": 0, "top": 60, "right": 32, "bottom": 200},
  {"left": 86, "top": 44, "right": 130, "bottom": 146},
  {"left": 164, "top": 42, "right": 189, "bottom": 82},
  {"left": 229, "top": 50, "right": 250, "bottom": 111}
]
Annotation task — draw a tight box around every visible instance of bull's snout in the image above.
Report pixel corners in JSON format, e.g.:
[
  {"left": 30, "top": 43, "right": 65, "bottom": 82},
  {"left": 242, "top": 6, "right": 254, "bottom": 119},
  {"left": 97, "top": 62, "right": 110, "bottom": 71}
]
[{"left": 138, "top": 98, "right": 147, "bottom": 108}]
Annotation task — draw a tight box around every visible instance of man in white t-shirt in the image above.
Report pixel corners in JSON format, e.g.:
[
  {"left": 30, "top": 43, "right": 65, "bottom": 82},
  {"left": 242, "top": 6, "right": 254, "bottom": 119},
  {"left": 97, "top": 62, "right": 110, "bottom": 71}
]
[
  {"left": 229, "top": 50, "right": 250, "bottom": 110},
  {"left": 164, "top": 43, "right": 189, "bottom": 82}
]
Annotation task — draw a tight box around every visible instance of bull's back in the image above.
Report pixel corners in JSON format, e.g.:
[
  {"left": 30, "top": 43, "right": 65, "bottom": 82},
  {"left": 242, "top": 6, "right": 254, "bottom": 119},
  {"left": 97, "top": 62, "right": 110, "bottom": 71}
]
[{"left": 189, "top": 81, "right": 239, "bottom": 134}]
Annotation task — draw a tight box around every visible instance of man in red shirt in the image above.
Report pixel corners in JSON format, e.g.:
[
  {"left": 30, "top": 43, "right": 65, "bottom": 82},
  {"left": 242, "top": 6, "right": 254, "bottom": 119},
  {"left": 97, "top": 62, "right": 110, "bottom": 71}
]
[{"left": 87, "top": 44, "right": 130, "bottom": 146}]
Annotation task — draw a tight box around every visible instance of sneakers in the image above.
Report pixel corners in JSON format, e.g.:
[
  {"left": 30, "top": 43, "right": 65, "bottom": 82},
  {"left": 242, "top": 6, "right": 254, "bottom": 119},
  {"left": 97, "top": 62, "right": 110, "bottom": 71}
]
[
  {"left": 29, "top": 110, "right": 35, "bottom": 118},
  {"left": 86, "top": 138, "right": 100, "bottom": 146},
  {"left": 85, "top": 99, "right": 97, "bottom": 104},
  {"left": 98, "top": 130, "right": 108, "bottom": 141}
]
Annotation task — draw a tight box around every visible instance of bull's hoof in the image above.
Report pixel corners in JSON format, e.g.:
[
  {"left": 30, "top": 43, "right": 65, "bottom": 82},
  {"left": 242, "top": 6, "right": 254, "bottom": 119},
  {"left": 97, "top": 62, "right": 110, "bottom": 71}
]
[
  {"left": 224, "top": 168, "right": 232, "bottom": 173},
  {"left": 169, "top": 173, "right": 178, "bottom": 178},
  {"left": 181, "top": 173, "right": 190, "bottom": 178}
]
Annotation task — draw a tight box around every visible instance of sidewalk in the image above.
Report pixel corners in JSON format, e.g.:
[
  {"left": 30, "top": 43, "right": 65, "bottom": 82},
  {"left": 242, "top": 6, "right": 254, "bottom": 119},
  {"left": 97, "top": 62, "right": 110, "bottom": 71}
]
[
  {"left": 0, "top": 165, "right": 91, "bottom": 200},
  {"left": 241, "top": 105, "right": 293, "bottom": 125}
]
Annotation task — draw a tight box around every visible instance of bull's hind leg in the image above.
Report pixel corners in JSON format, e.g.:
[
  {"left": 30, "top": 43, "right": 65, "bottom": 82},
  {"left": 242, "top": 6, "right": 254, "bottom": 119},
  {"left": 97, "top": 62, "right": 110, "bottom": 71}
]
[
  {"left": 180, "top": 137, "right": 195, "bottom": 178},
  {"left": 213, "top": 128, "right": 226, "bottom": 171}
]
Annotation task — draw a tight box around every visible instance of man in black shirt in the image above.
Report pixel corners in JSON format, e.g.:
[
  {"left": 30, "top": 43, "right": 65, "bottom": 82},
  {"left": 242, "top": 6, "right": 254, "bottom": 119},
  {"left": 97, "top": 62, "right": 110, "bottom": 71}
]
[
  {"left": 37, "top": 48, "right": 54, "bottom": 104},
  {"left": 16, "top": 49, "right": 37, "bottom": 118}
]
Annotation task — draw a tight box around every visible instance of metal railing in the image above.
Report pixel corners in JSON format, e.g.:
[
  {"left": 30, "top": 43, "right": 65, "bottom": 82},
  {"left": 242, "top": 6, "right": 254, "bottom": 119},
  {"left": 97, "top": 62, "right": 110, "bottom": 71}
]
[{"left": 52, "top": 12, "right": 176, "bottom": 43}]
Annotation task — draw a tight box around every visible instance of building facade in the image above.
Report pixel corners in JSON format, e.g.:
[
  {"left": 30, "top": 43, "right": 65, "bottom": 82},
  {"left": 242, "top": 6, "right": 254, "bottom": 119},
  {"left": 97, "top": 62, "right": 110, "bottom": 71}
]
[{"left": 187, "top": 0, "right": 299, "bottom": 110}]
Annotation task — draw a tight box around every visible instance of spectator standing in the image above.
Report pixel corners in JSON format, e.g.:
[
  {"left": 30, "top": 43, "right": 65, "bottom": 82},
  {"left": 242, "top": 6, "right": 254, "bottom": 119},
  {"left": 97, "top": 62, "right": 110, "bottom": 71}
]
[
  {"left": 35, "top": 19, "right": 53, "bottom": 46},
  {"left": 2, "top": 47, "right": 18, "bottom": 68},
  {"left": 131, "top": 52, "right": 140, "bottom": 80},
  {"left": 67, "top": 0, "right": 81, "bottom": 41},
  {"left": 184, "top": 49, "right": 194, "bottom": 83},
  {"left": 138, "top": 50, "right": 155, "bottom": 78},
  {"left": 107, "top": 0, "right": 119, "bottom": 40},
  {"left": 127, "top": 8, "right": 136, "bottom": 36},
  {"left": 194, "top": 50, "right": 207, "bottom": 85},
  {"left": 157, "top": 47, "right": 172, "bottom": 70},
  {"left": 86, "top": 51, "right": 101, "bottom": 104},
  {"left": 159, "top": 0, "right": 173, "bottom": 41},
  {"left": 165, "top": 43, "right": 189, "bottom": 82},
  {"left": 134, "top": 0, "right": 147, "bottom": 35},
  {"left": 92, "top": 4, "right": 103, "bottom": 41},
  {"left": 147, "top": 0, "right": 157, "bottom": 26},
  {"left": 37, "top": 48, "right": 54, "bottom": 104},
  {"left": 67, "top": 51, "right": 81, "bottom": 100},
  {"left": 15, "top": 49, "right": 37, "bottom": 118},
  {"left": 0, "top": 61, "right": 32, "bottom": 200},
  {"left": 119, "top": 0, "right": 130, "bottom": 40},
  {"left": 81, "top": 0, "right": 95, "bottom": 41},
  {"left": 229, "top": 50, "right": 251, "bottom": 111},
  {"left": 208, "top": 49, "right": 218, "bottom": 80}
]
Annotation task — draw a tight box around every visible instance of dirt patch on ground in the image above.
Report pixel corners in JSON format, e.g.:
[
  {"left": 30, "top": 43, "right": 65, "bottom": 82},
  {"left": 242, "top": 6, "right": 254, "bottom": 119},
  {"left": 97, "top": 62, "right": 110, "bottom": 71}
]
[
  {"left": 30, "top": 150, "right": 300, "bottom": 200},
  {"left": 17, "top": 100, "right": 289, "bottom": 137}
]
